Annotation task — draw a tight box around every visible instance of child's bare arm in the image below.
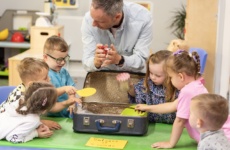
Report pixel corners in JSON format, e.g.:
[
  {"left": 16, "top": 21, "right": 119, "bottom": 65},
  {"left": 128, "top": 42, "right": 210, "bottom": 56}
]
[
  {"left": 127, "top": 82, "right": 135, "bottom": 97},
  {"left": 41, "top": 120, "right": 61, "bottom": 130},
  {"left": 151, "top": 117, "right": 186, "bottom": 148},
  {"left": 135, "top": 99, "right": 178, "bottom": 114},
  {"left": 56, "top": 86, "right": 76, "bottom": 96},
  {"left": 49, "top": 94, "right": 82, "bottom": 113}
]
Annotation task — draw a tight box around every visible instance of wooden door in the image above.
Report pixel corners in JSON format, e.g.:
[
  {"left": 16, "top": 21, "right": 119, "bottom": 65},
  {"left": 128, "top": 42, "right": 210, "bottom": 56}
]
[{"left": 185, "top": 0, "right": 218, "bottom": 92}]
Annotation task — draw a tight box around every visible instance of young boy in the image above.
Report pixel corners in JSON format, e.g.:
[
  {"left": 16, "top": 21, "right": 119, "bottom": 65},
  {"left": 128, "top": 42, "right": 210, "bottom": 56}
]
[
  {"left": 43, "top": 35, "right": 81, "bottom": 117},
  {"left": 189, "top": 93, "right": 230, "bottom": 150},
  {"left": 0, "top": 57, "right": 80, "bottom": 129}
]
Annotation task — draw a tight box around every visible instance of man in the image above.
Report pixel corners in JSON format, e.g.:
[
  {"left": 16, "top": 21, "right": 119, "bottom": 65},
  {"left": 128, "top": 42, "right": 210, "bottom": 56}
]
[{"left": 81, "top": 0, "right": 153, "bottom": 73}]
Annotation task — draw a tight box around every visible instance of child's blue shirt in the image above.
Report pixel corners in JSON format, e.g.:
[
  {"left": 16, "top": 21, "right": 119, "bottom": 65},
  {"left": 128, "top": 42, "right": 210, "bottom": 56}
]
[{"left": 48, "top": 68, "right": 76, "bottom": 117}]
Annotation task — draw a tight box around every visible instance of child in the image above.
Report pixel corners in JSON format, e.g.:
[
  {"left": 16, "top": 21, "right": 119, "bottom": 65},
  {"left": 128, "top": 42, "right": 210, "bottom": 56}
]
[
  {"left": 0, "top": 82, "right": 57, "bottom": 143},
  {"left": 136, "top": 50, "right": 208, "bottom": 148},
  {"left": 0, "top": 57, "right": 79, "bottom": 129},
  {"left": 189, "top": 93, "right": 230, "bottom": 150},
  {"left": 117, "top": 50, "right": 178, "bottom": 123},
  {"left": 43, "top": 35, "right": 81, "bottom": 117}
]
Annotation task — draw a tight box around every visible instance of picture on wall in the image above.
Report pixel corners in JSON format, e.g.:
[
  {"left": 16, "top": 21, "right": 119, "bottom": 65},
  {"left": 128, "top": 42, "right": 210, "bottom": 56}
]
[
  {"left": 135, "top": 1, "right": 153, "bottom": 14},
  {"left": 54, "top": 0, "right": 78, "bottom": 9}
]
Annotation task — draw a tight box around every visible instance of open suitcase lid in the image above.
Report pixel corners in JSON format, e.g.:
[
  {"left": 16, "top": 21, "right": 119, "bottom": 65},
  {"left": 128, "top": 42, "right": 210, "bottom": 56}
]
[{"left": 82, "top": 71, "right": 145, "bottom": 104}]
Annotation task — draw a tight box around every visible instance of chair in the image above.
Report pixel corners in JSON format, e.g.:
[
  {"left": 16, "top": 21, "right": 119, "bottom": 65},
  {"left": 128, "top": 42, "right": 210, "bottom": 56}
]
[
  {"left": 0, "top": 86, "right": 16, "bottom": 104},
  {"left": 189, "top": 48, "right": 208, "bottom": 74}
]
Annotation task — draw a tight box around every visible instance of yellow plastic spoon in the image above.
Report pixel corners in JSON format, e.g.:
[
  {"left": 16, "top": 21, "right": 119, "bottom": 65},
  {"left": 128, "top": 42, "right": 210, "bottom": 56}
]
[{"left": 76, "top": 87, "right": 96, "bottom": 97}]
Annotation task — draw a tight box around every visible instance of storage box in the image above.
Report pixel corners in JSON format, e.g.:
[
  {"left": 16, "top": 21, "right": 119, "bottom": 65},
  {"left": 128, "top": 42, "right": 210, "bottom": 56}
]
[
  {"left": 73, "top": 71, "right": 149, "bottom": 135},
  {"left": 30, "top": 25, "right": 64, "bottom": 52}
]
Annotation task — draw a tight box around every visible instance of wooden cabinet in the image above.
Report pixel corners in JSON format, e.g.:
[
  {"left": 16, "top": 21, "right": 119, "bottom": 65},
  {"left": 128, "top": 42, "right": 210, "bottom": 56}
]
[
  {"left": 185, "top": 0, "right": 218, "bottom": 92},
  {"left": 8, "top": 25, "right": 64, "bottom": 86}
]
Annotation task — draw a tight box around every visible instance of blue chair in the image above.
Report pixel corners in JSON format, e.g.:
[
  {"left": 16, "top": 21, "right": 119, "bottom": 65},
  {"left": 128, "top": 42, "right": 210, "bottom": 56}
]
[
  {"left": 0, "top": 86, "right": 16, "bottom": 104},
  {"left": 189, "top": 48, "right": 208, "bottom": 74}
]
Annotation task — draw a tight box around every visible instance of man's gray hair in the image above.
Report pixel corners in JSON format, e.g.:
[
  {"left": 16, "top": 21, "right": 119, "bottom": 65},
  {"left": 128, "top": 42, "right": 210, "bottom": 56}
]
[{"left": 92, "top": 0, "right": 123, "bottom": 17}]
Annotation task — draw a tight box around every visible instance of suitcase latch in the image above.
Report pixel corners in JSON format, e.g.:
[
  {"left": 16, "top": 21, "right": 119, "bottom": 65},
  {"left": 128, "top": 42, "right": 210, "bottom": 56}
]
[
  {"left": 127, "top": 119, "right": 134, "bottom": 128},
  {"left": 83, "top": 117, "right": 90, "bottom": 126}
]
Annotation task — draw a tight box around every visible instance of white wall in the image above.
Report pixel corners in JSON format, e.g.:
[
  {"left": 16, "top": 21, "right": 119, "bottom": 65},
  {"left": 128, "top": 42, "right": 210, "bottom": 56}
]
[
  {"left": 0, "top": 0, "right": 44, "bottom": 15},
  {"left": 127, "top": 0, "right": 187, "bottom": 52},
  {"left": 215, "top": 0, "right": 230, "bottom": 98}
]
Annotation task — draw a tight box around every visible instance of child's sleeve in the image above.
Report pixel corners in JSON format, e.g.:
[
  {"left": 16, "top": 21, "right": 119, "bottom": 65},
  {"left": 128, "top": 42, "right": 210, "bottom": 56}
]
[
  {"left": 134, "top": 80, "right": 147, "bottom": 104},
  {"left": 5, "top": 121, "right": 40, "bottom": 143},
  {"left": 64, "top": 69, "right": 76, "bottom": 87}
]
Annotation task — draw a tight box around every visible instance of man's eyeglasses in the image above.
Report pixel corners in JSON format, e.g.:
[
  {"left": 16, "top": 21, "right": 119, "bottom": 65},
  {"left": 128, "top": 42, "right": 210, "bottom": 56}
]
[{"left": 46, "top": 53, "right": 70, "bottom": 64}]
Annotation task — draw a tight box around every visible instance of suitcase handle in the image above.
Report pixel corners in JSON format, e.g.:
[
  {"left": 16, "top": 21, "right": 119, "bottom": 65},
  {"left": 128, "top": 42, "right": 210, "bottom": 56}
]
[{"left": 95, "top": 120, "right": 121, "bottom": 132}]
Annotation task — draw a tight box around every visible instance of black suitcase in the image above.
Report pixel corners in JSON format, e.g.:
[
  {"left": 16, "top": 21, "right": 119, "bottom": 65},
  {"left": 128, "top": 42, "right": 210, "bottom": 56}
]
[{"left": 73, "top": 71, "right": 149, "bottom": 135}]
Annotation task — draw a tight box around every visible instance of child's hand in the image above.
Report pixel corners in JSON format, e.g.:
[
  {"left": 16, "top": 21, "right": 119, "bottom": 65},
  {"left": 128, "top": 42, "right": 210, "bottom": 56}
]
[
  {"left": 41, "top": 120, "right": 62, "bottom": 130},
  {"left": 135, "top": 104, "right": 148, "bottom": 112},
  {"left": 116, "top": 73, "right": 131, "bottom": 91},
  {"left": 66, "top": 97, "right": 82, "bottom": 106},
  {"left": 151, "top": 141, "right": 174, "bottom": 149},
  {"left": 37, "top": 124, "right": 53, "bottom": 138},
  {"left": 67, "top": 104, "right": 75, "bottom": 115},
  {"left": 65, "top": 86, "right": 76, "bottom": 95}
]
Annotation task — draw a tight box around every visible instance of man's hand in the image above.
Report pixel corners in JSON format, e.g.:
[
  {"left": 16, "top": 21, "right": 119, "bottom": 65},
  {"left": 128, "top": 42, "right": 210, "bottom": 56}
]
[
  {"left": 101, "top": 44, "right": 121, "bottom": 67},
  {"left": 94, "top": 44, "right": 107, "bottom": 68}
]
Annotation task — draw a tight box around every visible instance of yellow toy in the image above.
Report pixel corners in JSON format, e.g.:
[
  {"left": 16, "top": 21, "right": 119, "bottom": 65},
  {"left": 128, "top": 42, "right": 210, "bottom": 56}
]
[
  {"left": 167, "top": 39, "right": 189, "bottom": 52},
  {"left": 0, "top": 28, "right": 9, "bottom": 41}
]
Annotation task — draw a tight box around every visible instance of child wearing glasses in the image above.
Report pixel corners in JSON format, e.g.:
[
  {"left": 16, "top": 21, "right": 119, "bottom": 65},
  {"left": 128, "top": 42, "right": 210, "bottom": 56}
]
[{"left": 43, "top": 35, "right": 81, "bottom": 118}]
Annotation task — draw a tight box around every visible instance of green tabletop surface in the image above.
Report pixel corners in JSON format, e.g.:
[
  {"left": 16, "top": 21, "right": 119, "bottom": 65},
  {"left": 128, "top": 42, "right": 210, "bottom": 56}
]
[{"left": 0, "top": 117, "right": 197, "bottom": 150}]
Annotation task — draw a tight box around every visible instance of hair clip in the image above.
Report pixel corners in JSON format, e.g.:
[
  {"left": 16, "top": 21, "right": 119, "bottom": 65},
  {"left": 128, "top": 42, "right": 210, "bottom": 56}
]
[
  {"left": 189, "top": 53, "right": 198, "bottom": 63},
  {"left": 193, "top": 56, "right": 198, "bottom": 63},
  {"left": 42, "top": 98, "right": 47, "bottom": 106},
  {"left": 173, "top": 49, "right": 184, "bottom": 56}
]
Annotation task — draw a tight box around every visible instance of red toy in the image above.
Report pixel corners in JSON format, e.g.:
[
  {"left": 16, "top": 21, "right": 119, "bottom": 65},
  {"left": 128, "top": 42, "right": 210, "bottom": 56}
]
[{"left": 11, "top": 32, "right": 24, "bottom": 42}]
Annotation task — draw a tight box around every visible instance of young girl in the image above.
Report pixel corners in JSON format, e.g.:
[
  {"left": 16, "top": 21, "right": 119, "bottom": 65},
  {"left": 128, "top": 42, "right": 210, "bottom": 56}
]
[
  {"left": 117, "top": 50, "right": 178, "bottom": 124},
  {"left": 189, "top": 94, "right": 230, "bottom": 150},
  {"left": 136, "top": 50, "right": 208, "bottom": 148},
  {"left": 0, "top": 82, "right": 57, "bottom": 143}
]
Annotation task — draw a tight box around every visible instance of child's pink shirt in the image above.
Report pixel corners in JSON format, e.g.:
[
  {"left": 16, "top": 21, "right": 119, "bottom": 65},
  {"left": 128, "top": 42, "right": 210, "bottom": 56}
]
[{"left": 176, "top": 79, "right": 208, "bottom": 142}]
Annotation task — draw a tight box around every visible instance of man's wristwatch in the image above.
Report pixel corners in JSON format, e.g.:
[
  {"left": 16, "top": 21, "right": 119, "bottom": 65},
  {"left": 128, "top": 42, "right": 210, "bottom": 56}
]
[{"left": 116, "top": 55, "right": 125, "bottom": 67}]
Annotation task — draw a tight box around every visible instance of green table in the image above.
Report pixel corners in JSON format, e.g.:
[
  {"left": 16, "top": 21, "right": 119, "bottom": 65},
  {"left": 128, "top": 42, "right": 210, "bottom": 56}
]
[{"left": 0, "top": 118, "right": 197, "bottom": 150}]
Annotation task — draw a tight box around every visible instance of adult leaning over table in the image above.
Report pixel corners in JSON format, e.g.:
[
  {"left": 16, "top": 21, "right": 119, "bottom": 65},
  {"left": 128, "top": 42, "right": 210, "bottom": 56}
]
[{"left": 81, "top": 0, "right": 153, "bottom": 73}]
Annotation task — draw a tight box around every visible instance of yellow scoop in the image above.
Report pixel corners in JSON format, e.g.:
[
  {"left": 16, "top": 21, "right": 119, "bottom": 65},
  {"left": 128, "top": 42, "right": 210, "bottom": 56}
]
[
  {"left": 120, "top": 104, "right": 147, "bottom": 116},
  {"left": 121, "top": 108, "right": 147, "bottom": 117},
  {"left": 76, "top": 88, "right": 96, "bottom": 97}
]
